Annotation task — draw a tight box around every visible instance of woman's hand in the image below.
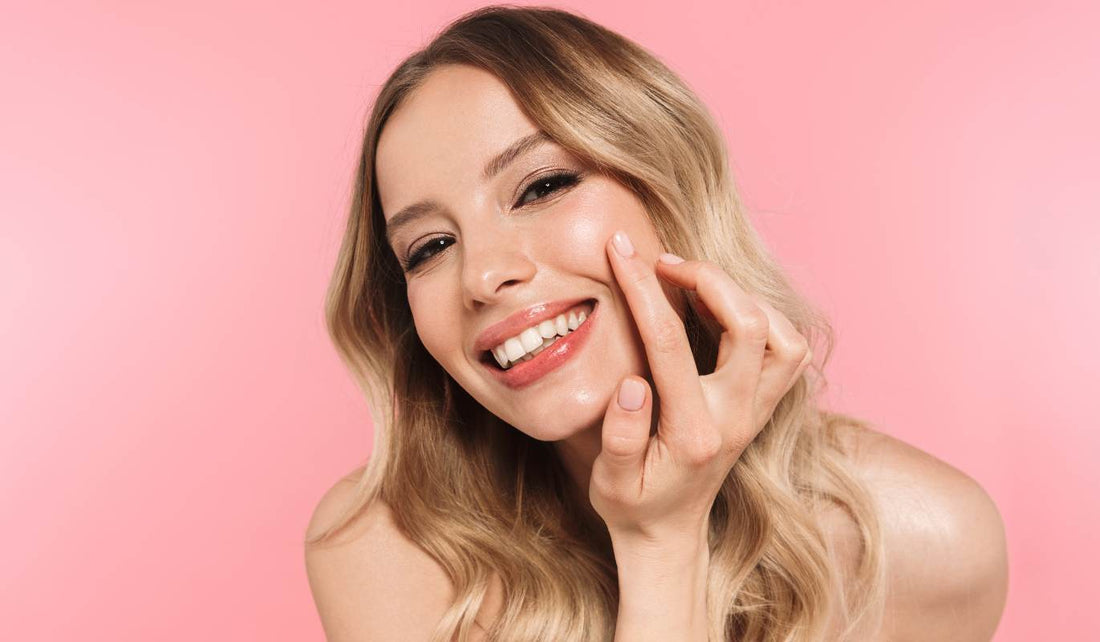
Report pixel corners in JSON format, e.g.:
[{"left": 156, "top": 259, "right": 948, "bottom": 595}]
[{"left": 590, "top": 230, "right": 813, "bottom": 546}]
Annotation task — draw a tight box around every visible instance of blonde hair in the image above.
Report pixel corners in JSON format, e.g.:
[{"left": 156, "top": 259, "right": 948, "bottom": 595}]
[{"left": 309, "top": 5, "right": 886, "bottom": 640}]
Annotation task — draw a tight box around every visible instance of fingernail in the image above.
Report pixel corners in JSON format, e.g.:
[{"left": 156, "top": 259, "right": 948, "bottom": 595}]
[
  {"left": 612, "top": 231, "right": 635, "bottom": 257},
  {"left": 658, "top": 252, "right": 684, "bottom": 264},
  {"left": 618, "top": 378, "right": 645, "bottom": 411}
]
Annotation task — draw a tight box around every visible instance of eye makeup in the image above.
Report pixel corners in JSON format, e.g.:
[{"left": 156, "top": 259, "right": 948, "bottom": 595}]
[{"left": 399, "top": 169, "right": 584, "bottom": 272}]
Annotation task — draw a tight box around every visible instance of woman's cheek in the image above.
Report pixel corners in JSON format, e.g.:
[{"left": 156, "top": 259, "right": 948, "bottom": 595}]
[
  {"left": 549, "top": 202, "right": 610, "bottom": 268},
  {"left": 408, "top": 285, "right": 447, "bottom": 357}
]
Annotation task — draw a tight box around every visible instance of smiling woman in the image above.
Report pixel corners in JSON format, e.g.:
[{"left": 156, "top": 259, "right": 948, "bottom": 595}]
[{"left": 304, "top": 6, "right": 1007, "bottom": 642}]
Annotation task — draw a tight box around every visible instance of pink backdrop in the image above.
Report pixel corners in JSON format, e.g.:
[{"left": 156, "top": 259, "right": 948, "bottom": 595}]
[{"left": 2, "top": 1, "right": 1096, "bottom": 639}]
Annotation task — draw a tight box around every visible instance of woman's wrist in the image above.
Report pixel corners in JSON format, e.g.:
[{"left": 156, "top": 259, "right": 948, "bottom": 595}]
[
  {"left": 610, "top": 529, "right": 709, "bottom": 569},
  {"left": 611, "top": 533, "right": 711, "bottom": 642}
]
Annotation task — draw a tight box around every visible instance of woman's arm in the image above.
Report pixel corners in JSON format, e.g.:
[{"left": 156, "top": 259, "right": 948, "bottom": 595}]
[{"left": 612, "top": 535, "right": 710, "bottom": 642}]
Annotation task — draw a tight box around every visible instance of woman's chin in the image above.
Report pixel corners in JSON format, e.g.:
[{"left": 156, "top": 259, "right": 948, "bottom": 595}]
[
  {"left": 474, "top": 378, "right": 621, "bottom": 442},
  {"left": 511, "top": 409, "right": 606, "bottom": 443}
]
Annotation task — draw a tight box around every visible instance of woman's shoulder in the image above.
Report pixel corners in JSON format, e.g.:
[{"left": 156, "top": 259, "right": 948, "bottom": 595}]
[
  {"left": 827, "top": 422, "right": 1009, "bottom": 640},
  {"left": 304, "top": 467, "right": 475, "bottom": 640},
  {"left": 304, "top": 465, "right": 378, "bottom": 543}
]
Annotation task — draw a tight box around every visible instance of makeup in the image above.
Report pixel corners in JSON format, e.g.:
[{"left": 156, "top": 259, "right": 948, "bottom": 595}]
[{"left": 480, "top": 300, "right": 599, "bottom": 389}]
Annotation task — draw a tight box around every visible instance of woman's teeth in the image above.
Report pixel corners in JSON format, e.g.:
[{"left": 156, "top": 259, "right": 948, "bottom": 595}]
[{"left": 490, "top": 306, "right": 590, "bottom": 370}]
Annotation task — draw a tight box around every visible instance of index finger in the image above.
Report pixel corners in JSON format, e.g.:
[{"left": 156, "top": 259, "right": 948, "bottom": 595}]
[{"left": 606, "top": 230, "right": 707, "bottom": 431}]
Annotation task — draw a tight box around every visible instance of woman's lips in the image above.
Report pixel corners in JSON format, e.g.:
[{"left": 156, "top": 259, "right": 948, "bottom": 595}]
[
  {"left": 473, "top": 297, "right": 593, "bottom": 355},
  {"left": 481, "top": 301, "right": 598, "bottom": 389}
]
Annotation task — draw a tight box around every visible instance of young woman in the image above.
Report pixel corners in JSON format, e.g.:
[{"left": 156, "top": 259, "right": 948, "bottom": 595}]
[{"left": 305, "top": 6, "right": 1008, "bottom": 641}]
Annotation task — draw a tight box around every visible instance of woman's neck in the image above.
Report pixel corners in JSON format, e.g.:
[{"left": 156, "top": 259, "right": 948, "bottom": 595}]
[{"left": 552, "top": 423, "right": 602, "bottom": 518}]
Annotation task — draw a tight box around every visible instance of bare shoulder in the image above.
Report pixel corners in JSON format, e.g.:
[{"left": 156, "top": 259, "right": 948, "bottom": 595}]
[
  {"left": 832, "top": 422, "right": 1009, "bottom": 641},
  {"left": 304, "top": 467, "right": 499, "bottom": 641}
]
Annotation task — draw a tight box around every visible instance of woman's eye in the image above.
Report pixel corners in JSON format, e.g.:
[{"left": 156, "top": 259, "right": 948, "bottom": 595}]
[
  {"left": 402, "top": 171, "right": 582, "bottom": 273},
  {"left": 514, "top": 170, "right": 581, "bottom": 208},
  {"left": 403, "top": 236, "right": 453, "bottom": 272}
]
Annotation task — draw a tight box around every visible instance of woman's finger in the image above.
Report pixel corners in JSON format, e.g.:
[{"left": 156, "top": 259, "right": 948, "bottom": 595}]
[
  {"left": 750, "top": 297, "right": 811, "bottom": 415},
  {"left": 655, "top": 255, "right": 814, "bottom": 426},
  {"left": 654, "top": 254, "right": 769, "bottom": 409},
  {"left": 591, "top": 376, "right": 653, "bottom": 512},
  {"left": 606, "top": 232, "right": 707, "bottom": 438}
]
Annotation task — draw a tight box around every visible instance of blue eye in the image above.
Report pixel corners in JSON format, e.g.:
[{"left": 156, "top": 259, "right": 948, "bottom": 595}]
[{"left": 401, "top": 169, "right": 583, "bottom": 273}]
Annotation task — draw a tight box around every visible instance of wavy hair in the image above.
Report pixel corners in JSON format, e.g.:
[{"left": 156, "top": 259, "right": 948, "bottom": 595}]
[{"left": 308, "top": 5, "right": 886, "bottom": 640}]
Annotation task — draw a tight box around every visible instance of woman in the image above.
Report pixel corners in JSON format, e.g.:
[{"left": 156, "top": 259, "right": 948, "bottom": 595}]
[{"left": 305, "top": 6, "right": 1007, "bottom": 641}]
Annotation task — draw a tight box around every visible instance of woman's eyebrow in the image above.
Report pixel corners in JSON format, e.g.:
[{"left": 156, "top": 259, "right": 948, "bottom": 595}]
[
  {"left": 385, "top": 131, "right": 552, "bottom": 244},
  {"left": 482, "top": 130, "right": 551, "bottom": 181}
]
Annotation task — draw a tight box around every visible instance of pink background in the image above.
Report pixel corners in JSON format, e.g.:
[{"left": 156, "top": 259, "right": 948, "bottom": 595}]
[{"left": 2, "top": 1, "right": 1096, "bottom": 639}]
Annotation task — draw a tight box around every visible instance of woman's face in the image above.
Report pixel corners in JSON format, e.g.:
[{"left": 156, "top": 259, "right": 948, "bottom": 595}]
[{"left": 376, "top": 64, "right": 674, "bottom": 441}]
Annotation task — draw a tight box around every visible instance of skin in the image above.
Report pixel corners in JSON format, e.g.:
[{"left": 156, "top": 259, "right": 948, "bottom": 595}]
[
  {"left": 307, "top": 63, "right": 1009, "bottom": 640},
  {"left": 375, "top": 64, "right": 669, "bottom": 510},
  {"left": 379, "top": 63, "right": 813, "bottom": 639}
]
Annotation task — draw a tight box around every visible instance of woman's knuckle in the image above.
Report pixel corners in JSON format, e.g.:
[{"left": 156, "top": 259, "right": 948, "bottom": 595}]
[
  {"left": 699, "top": 262, "right": 727, "bottom": 281},
  {"left": 782, "top": 336, "right": 810, "bottom": 361},
  {"left": 593, "top": 476, "right": 629, "bottom": 506},
  {"left": 686, "top": 433, "right": 723, "bottom": 465},
  {"left": 737, "top": 307, "right": 769, "bottom": 337},
  {"left": 649, "top": 316, "right": 685, "bottom": 353},
  {"left": 630, "top": 269, "right": 656, "bottom": 287},
  {"left": 722, "top": 434, "right": 749, "bottom": 460}
]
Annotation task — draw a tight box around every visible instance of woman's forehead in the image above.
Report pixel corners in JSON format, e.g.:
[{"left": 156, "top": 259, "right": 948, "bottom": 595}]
[
  {"left": 378, "top": 68, "right": 537, "bottom": 166},
  {"left": 375, "top": 68, "right": 545, "bottom": 219}
]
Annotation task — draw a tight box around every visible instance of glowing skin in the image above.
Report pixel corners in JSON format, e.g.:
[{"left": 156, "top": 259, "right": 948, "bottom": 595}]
[{"left": 375, "top": 64, "right": 682, "bottom": 500}]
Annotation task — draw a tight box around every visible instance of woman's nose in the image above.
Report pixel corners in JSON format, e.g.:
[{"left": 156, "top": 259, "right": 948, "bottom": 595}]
[{"left": 460, "top": 232, "right": 537, "bottom": 308}]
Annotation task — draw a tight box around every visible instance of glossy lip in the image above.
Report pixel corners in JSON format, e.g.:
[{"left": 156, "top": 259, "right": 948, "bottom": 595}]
[
  {"left": 473, "top": 297, "right": 595, "bottom": 354},
  {"left": 480, "top": 300, "right": 599, "bottom": 389}
]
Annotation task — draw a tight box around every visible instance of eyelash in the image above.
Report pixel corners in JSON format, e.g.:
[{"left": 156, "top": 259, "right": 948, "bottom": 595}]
[{"left": 401, "top": 170, "right": 582, "bottom": 272}]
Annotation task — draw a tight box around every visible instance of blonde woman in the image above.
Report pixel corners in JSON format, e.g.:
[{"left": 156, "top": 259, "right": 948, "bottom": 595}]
[{"left": 305, "top": 6, "right": 1008, "bottom": 641}]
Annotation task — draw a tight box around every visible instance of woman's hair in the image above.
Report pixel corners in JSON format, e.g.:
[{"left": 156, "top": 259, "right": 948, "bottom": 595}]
[{"left": 309, "top": 5, "right": 886, "bottom": 641}]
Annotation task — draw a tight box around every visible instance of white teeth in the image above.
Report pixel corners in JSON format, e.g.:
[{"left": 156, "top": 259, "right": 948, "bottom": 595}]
[
  {"left": 530, "top": 335, "right": 559, "bottom": 357},
  {"left": 519, "top": 327, "right": 543, "bottom": 352},
  {"left": 538, "top": 319, "right": 557, "bottom": 338},
  {"left": 489, "top": 302, "right": 594, "bottom": 370},
  {"left": 504, "top": 337, "right": 525, "bottom": 361},
  {"left": 491, "top": 346, "right": 509, "bottom": 369},
  {"left": 554, "top": 315, "right": 568, "bottom": 336}
]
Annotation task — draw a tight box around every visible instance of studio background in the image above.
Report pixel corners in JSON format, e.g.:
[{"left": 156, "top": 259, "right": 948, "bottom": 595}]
[{"left": 2, "top": 1, "right": 1096, "bottom": 639}]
